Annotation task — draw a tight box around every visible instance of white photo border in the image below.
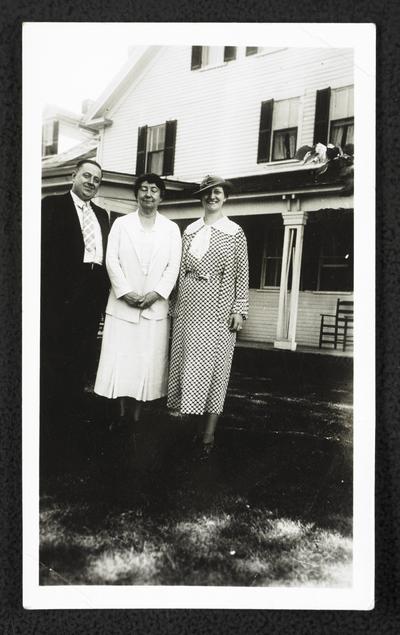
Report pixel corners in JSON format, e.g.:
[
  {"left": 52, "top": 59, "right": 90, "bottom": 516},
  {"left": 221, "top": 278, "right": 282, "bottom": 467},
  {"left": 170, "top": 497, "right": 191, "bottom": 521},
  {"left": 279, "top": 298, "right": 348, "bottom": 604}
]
[{"left": 22, "top": 21, "right": 375, "bottom": 610}]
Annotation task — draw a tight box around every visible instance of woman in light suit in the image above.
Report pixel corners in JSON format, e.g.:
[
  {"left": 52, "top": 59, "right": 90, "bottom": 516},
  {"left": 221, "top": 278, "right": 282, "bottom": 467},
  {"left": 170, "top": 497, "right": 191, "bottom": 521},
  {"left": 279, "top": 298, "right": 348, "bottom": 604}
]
[{"left": 94, "top": 173, "right": 181, "bottom": 426}]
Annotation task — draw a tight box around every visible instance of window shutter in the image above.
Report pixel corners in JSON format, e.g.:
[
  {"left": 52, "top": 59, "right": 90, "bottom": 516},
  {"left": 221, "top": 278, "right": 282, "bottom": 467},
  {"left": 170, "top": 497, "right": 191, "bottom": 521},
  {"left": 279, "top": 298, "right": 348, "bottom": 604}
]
[
  {"left": 162, "top": 120, "right": 177, "bottom": 176},
  {"left": 191, "top": 46, "right": 202, "bottom": 70},
  {"left": 224, "top": 46, "right": 237, "bottom": 62},
  {"left": 135, "top": 125, "right": 148, "bottom": 175},
  {"left": 313, "top": 87, "right": 331, "bottom": 145},
  {"left": 257, "top": 99, "right": 274, "bottom": 163}
]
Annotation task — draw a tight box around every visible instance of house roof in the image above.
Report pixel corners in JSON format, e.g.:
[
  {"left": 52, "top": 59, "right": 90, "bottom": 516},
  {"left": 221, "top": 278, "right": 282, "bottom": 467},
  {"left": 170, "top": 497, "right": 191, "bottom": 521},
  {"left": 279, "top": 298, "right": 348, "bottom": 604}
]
[
  {"left": 42, "top": 138, "right": 98, "bottom": 170},
  {"left": 81, "top": 46, "right": 163, "bottom": 125}
]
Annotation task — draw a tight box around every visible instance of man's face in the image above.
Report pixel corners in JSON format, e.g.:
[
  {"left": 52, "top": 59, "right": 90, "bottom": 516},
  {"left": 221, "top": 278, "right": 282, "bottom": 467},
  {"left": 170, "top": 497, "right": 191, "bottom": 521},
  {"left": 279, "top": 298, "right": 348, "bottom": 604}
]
[{"left": 71, "top": 163, "right": 102, "bottom": 201}]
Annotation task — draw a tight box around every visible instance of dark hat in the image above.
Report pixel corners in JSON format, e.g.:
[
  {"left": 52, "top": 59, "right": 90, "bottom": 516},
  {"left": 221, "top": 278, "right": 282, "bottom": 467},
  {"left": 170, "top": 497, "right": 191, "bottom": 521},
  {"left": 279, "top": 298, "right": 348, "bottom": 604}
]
[{"left": 194, "top": 174, "right": 233, "bottom": 196}]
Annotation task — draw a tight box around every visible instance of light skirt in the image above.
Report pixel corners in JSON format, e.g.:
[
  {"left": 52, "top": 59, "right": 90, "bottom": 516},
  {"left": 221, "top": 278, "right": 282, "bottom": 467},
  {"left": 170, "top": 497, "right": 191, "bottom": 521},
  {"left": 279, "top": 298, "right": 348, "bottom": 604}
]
[{"left": 94, "top": 313, "right": 170, "bottom": 401}]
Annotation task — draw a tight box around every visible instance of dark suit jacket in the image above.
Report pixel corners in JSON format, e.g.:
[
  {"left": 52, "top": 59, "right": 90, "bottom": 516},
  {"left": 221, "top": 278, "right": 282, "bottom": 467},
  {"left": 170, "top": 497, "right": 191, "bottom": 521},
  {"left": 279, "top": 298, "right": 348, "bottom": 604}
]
[
  {"left": 41, "top": 192, "right": 110, "bottom": 348},
  {"left": 41, "top": 192, "right": 109, "bottom": 303}
]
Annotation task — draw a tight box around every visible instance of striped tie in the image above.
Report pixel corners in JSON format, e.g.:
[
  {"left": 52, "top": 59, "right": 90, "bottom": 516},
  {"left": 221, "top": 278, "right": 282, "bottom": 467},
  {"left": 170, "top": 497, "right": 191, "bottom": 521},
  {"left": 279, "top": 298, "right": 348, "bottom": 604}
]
[{"left": 82, "top": 203, "right": 96, "bottom": 256}]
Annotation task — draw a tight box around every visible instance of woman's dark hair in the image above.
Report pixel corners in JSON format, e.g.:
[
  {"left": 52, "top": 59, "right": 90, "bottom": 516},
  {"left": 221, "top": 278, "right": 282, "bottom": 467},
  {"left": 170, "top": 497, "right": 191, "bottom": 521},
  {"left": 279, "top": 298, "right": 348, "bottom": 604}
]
[{"left": 134, "top": 173, "right": 166, "bottom": 198}]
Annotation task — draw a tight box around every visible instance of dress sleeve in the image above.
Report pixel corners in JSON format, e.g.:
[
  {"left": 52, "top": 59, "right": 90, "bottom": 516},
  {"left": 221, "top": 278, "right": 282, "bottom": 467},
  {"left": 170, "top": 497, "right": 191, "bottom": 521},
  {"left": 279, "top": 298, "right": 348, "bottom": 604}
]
[
  {"left": 231, "top": 228, "right": 249, "bottom": 318},
  {"left": 105, "top": 220, "right": 133, "bottom": 298},
  {"left": 169, "top": 230, "right": 189, "bottom": 317},
  {"left": 153, "top": 222, "right": 182, "bottom": 299}
]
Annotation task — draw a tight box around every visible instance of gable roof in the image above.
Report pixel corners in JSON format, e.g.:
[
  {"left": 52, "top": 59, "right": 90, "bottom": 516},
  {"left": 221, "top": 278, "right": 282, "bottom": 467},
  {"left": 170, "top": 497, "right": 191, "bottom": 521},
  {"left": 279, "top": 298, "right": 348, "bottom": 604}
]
[{"left": 81, "top": 45, "right": 163, "bottom": 126}]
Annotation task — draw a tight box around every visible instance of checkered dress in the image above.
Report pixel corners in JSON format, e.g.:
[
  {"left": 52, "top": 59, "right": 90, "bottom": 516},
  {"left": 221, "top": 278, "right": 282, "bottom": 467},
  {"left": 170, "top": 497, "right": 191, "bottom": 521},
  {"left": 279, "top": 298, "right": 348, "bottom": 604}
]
[{"left": 167, "top": 217, "right": 249, "bottom": 415}]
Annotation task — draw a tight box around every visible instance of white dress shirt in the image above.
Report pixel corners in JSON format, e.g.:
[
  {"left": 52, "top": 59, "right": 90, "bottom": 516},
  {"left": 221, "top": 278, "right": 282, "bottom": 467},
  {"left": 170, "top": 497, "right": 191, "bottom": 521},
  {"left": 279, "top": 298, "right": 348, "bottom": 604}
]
[{"left": 70, "top": 190, "right": 103, "bottom": 265}]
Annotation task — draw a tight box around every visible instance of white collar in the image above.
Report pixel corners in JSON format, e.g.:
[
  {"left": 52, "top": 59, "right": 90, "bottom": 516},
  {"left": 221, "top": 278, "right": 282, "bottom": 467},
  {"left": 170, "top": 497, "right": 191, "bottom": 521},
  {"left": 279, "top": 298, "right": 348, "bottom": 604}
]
[
  {"left": 70, "top": 190, "right": 92, "bottom": 209},
  {"left": 186, "top": 215, "right": 239, "bottom": 236}
]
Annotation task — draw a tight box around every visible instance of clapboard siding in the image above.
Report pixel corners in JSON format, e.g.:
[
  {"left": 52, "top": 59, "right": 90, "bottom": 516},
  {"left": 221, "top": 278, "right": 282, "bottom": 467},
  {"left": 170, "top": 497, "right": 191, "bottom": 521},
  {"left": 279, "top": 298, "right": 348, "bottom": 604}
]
[
  {"left": 99, "top": 46, "right": 354, "bottom": 181},
  {"left": 239, "top": 289, "right": 353, "bottom": 347},
  {"left": 239, "top": 290, "right": 280, "bottom": 342}
]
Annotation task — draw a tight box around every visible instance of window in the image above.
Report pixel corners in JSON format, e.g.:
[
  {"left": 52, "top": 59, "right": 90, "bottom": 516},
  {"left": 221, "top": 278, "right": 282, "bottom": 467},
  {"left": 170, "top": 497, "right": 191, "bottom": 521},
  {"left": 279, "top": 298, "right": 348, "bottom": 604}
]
[
  {"left": 272, "top": 127, "right": 298, "bottom": 161},
  {"left": 317, "top": 228, "right": 353, "bottom": 291},
  {"left": 257, "top": 97, "right": 299, "bottom": 163},
  {"left": 223, "top": 46, "right": 237, "bottom": 62},
  {"left": 246, "top": 47, "right": 259, "bottom": 56},
  {"left": 329, "top": 118, "right": 354, "bottom": 147},
  {"left": 329, "top": 86, "right": 354, "bottom": 148},
  {"left": 313, "top": 85, "right": 354, "bottom": 147},
  {"left": 42, "top": 119, "right": 59, "bottom": 157},
  {"left": 261, "top": 218, "right": 285, "bottom": 287},
  {"left": 191, "top": 46, "right": 235, "bottom": 69},
  {"left": 301, "top": 212, "right": 353, "bottom": 292},
  {"left": 135, "top": 120, "right": 177, "bottom": 176},
  {"left": 146, "top": 124, "right": 166, "bottom": 174}
]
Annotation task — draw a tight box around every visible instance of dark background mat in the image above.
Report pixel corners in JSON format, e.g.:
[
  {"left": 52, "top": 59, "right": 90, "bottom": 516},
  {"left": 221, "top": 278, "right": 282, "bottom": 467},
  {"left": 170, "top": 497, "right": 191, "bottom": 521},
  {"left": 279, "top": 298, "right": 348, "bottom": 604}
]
[{"left": 0, "top": 0, "right": 397, "bottom": 632}]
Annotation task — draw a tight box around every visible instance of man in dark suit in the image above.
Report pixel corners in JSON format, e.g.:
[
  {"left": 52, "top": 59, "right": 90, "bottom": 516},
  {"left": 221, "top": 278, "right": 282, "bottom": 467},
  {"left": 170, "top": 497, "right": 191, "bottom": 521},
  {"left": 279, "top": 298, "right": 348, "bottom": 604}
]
[{"left": 41, "top": 159, "right": 110, "bottom": 435}]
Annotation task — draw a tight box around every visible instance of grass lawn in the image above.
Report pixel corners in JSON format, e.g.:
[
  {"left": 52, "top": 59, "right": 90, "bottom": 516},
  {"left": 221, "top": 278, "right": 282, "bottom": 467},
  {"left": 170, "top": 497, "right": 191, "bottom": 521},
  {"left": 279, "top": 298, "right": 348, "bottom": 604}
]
[{"left": 40, "top": 349, "right": 353, "bottom": 587}]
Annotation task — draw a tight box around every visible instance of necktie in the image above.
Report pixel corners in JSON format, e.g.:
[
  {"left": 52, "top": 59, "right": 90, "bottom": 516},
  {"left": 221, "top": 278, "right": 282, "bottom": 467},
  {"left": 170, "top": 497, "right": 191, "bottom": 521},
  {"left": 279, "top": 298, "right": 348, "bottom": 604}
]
[{"left": 82, "top": 203, "right": 96, "bottom": 256}]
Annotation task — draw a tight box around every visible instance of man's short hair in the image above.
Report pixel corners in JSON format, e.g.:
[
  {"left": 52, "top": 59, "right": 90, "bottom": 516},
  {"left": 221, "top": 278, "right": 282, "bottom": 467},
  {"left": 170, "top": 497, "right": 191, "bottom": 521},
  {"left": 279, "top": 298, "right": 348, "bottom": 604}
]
[
  {"left": 74, "top": 159, "right": 103, "bottom": 176},
  {"left": 134, "top": 173, "right": 166, "bottom": 198}
]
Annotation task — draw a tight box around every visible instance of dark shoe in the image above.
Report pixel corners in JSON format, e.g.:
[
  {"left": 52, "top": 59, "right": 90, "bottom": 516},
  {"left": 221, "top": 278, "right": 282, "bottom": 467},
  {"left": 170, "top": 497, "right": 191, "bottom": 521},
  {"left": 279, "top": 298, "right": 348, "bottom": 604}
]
[{"left": 108, "top": 415, "right": 129, "bottom": 433}]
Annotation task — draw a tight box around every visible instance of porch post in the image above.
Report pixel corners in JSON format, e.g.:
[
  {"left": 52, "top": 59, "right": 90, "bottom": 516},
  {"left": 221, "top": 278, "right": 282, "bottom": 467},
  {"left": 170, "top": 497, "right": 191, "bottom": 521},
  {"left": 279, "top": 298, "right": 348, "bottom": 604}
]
[{"left": 274, "top": 196, "right": 308, "bottom": 351}]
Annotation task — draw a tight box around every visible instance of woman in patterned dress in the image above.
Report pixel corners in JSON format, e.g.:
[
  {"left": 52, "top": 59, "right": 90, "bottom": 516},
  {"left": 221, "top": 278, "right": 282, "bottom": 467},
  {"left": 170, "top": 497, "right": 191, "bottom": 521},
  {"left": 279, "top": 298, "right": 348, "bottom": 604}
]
[
  {"left": 167, "top": 175, "right": 249, "bottom": 457},
  {"left": 94, "top": 173, "right": 181, "bottom": 427}
]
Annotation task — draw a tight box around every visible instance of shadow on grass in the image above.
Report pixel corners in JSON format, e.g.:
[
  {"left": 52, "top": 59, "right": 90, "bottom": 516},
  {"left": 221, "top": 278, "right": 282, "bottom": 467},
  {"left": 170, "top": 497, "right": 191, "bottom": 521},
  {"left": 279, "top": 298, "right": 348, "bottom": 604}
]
[{"left": 40, "top": 350, "right": 353, "bottom": 587}]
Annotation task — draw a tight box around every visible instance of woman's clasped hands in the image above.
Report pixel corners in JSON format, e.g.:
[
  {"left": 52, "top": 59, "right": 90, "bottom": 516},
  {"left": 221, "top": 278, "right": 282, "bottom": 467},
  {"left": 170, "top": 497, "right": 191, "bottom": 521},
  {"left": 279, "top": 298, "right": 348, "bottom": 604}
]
[{"left": 122, "top": 290, "right": 161, "bottom": 309}]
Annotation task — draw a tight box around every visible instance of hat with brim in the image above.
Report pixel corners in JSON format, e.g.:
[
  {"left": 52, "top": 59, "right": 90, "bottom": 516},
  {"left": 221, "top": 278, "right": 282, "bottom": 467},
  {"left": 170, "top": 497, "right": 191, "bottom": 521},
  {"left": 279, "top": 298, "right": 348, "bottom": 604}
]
[{"left": 193, "top": 174, "right": 233, "bottom": 196}]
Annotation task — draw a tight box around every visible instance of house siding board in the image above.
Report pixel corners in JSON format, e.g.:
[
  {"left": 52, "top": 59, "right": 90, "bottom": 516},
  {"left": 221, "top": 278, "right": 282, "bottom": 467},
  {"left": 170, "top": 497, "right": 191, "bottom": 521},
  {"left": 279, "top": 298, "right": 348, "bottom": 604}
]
[
  {"left": 241, "top": 290, "right": 353, "bottom": 347},
  {"left": 99, "top": 46, "right": 354, "bottom": 180}
]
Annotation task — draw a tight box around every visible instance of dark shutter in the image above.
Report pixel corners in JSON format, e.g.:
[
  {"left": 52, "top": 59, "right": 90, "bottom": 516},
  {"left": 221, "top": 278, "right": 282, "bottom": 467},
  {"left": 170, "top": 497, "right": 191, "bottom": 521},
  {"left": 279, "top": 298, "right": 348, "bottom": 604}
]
[
  {"left": 313, "top": 87, "right": 331, "bottom": 145},
  {"left": 135, "top": 125, "right": 148, "bottom": 175},
  {"left": 162, "top": 120, "right": 177, "bottom": 176},
  {"left": 257, "top": 99, "right": 274, "bottom": 163},
  {"left": 191, "top": 46, "right": 202, "bottom": 70},
  {"left": 224, "top": 46, "right": 237, "bottom": 62}
]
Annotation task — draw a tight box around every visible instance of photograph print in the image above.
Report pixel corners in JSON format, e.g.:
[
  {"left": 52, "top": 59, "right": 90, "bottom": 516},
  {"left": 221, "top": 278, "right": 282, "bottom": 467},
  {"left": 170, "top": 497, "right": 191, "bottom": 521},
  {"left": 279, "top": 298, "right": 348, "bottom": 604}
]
[{"left": 23, "top": 23, "right": 375, "bottom": 610}]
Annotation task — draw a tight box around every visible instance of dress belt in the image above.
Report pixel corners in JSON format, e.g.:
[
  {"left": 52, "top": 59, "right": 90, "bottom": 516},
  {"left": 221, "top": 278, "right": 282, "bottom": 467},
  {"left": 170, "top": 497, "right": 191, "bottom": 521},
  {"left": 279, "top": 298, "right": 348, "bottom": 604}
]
[{"left": 185, "top": 271, "right": 222, "bottom": 282}]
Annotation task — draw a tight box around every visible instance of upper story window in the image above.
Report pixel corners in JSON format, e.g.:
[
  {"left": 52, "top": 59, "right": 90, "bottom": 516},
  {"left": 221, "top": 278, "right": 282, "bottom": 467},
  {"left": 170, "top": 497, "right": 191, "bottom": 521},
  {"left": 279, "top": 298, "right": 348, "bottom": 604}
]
[
  {"left": 329, "top": 86, "right": 354, "bottom": 147},
  {"left": 191, "top": 46, "right": 237, "bottom": 69},
  {"left": 135, "top": 120, "right": 177, "bottom": 176},
  {"left": 246, "top": 47, "right": 259, "bottom": 56},
  {"left": 147, "top": 124, "right": 166, "bottom": 174},
  {"left": 313, "top": 85, "right": 354, "bottom": 149},
  {"left": 257, "top": 97, "right": 300, "bottom": 163},
  {"left": 42, "top": 119, "right": 59, "bottom": 157}
]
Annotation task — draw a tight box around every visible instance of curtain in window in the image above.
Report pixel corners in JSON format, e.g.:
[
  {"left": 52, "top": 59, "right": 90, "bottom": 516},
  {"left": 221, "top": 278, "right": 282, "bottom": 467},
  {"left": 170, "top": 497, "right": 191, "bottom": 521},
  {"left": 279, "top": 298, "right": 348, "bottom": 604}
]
[
  {"left": 273, "top": 133, "right": 286, "bottom": 160},
  {"left": 147, "top": 151, "right": 164, "bottom": 175},
  {"left": 330, "top": 121, "right": 354, "bottom": 148},
  {"left": 273, "top": 130, "right": 296, "bottom": 160}
]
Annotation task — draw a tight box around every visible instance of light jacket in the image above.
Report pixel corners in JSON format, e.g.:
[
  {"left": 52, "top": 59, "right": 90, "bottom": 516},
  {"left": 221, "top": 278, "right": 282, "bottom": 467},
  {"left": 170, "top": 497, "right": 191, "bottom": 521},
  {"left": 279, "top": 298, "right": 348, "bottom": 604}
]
[{"left": 105, "top": 210, "right": 182, "bottom": 323}]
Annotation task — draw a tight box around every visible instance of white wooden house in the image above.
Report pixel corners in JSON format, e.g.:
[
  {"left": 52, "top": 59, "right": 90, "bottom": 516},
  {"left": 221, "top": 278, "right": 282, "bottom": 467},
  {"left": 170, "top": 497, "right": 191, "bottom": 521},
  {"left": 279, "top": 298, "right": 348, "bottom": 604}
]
[{"left": 43, "top": 45, "right": 354, "bottom": 352}]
